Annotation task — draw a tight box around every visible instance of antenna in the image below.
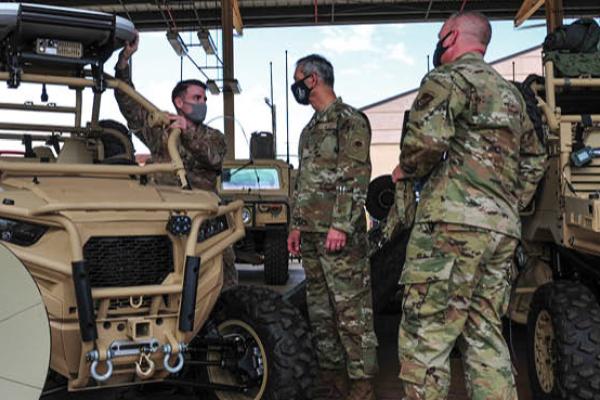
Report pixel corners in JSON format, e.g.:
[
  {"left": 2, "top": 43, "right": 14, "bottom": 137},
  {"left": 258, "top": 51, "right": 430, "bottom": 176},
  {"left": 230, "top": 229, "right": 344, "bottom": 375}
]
[
  {"left": 512, "top": 61, "right": 516, "bottom": 81},
  {"left": 270, "top": 61, "right": 276, "bottom": 157},
  {"left": 264, "top": 62, "right": 277, "bottom": 159},
  {"left": 285, "top": 50, "right": 290, "bottom": 164}
]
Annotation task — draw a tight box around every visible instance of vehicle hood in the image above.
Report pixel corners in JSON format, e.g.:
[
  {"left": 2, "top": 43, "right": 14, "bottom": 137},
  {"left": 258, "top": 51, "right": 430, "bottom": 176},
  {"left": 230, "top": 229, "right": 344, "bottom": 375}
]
[{"left": 0, "top": 176, "right": 219, "bottom": 222}]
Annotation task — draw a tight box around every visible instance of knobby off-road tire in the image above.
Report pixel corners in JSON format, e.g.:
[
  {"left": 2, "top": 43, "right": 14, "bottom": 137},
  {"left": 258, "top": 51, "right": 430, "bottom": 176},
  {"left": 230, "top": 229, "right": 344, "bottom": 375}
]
[
  {"left": 263, "top": 228, "right": 289, "bottom": 285},
  {"left": 207, "top": 286, "right": 317, "bottom": 400},
  {"left": 527, "top": 281, "right": 600, "bottom": 400}
]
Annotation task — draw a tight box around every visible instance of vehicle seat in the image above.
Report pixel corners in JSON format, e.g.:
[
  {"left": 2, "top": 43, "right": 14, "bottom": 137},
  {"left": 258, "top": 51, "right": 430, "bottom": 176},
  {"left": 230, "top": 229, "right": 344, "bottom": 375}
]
[
  {"left": 32, "top": 146, "right": 56, "bottom": 162},
  {"left": 56, "top": 138, "right": 95, "bottom": 164}
]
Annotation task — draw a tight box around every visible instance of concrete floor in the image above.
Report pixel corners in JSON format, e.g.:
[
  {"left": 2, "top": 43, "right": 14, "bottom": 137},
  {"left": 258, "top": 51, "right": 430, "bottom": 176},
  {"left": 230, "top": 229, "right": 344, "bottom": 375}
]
[
  {"left": 45, "top": 262, "right": 534, "bottom": 399},
  {"left": 239, "top": 262, "right": 533, "bottom": 400}
]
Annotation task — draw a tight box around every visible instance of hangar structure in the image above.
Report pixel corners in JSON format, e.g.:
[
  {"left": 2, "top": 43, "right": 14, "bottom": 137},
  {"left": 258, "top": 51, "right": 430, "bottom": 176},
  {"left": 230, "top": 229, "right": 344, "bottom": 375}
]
[
  {"left": 18, "top": 0, "right": 600, "bottom": 30},
  {"left": 20, "top": 0, "right": 600, "bottom": 156}
]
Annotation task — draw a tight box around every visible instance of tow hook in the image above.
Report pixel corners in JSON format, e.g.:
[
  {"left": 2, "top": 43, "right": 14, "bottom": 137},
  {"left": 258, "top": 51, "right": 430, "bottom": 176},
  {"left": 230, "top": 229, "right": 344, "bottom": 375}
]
[
  {"left": 162, "top": 342, "right": 187, "bottom": 374},
  {"left": 135, "top": 352, "right": 156, "bottom": 379},
  {"left": 87, "top": 349, "right": 114, "bottom": 382},
  {"left": 86, "top": 339, "right": 187, "bottom": 382}
]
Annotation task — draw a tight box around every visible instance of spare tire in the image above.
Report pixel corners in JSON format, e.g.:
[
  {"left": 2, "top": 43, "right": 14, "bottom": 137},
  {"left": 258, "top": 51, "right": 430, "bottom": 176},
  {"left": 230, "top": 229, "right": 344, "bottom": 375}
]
[{"left": 366, "top": 175, "right": 395, "bottom": 221}]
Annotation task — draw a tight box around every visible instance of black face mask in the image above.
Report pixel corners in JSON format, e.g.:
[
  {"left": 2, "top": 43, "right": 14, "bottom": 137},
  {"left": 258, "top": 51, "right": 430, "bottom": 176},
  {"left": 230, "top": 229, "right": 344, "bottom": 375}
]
[
  {"left": 432, "top": 31, "right": 453, "bottom": 68},
  {"left": 291, "top": 75, "right": 312, "bottom": 105}
]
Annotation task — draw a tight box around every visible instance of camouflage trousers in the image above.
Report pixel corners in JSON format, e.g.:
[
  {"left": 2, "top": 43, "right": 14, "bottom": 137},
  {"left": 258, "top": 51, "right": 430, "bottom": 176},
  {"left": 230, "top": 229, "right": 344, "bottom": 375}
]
[
  {"left": 398, "top": 223, "right": 517, "bottom": 400},
  {"left": 301, "top": 231, "right": 379, "bottom": 380},
  {"left": 222, "top": 246, "right": 238, "bottom": 290}
]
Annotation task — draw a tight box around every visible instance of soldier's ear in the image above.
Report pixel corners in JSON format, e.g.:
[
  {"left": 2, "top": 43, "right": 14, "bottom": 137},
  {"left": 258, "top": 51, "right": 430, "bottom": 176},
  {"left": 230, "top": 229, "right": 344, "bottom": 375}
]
[
  {"left": 174, "top": 96, "right": 184, "bottom": 110},
  {"left": 307, "top": 73, "right": 318, "bottom": 89},
  {"left": 447, "top": 30, "right": 459, "bottom": 47}
]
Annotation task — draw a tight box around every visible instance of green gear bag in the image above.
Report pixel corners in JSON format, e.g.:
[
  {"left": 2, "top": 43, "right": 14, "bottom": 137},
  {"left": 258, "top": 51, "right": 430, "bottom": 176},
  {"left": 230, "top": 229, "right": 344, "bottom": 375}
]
[{"left": 545, "top": 51, "right": 600, "bottom": 78}]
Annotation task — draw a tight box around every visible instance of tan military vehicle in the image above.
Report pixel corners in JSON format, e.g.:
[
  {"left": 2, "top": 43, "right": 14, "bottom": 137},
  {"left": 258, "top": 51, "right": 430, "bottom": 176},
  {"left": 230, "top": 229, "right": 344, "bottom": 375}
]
[
  {"left": 507, "top": 24, "right": 600, "bottom": 400},
  {"left": 0, "top": 4, "right": 315, "bottom": 400},
  {"left": 219, "top": 158, "right": 292, "bottom": 285}
]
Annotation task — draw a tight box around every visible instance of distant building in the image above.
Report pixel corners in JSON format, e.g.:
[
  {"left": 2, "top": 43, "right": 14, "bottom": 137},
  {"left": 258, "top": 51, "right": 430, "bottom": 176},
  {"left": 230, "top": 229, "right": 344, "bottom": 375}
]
[{"left": 362, "top": 45, "right": 543, "bottom": 180}]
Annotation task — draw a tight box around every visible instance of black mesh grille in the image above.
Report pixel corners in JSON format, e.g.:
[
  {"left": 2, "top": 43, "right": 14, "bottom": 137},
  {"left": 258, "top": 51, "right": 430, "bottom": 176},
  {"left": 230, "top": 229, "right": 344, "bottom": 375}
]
[{"left": 84, "top": 235, "right": 174, "bottom": 288}]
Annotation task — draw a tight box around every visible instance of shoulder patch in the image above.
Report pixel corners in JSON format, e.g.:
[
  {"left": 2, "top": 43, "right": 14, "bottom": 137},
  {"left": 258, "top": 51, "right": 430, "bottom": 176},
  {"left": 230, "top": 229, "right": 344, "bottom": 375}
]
[
  {"left": 345, "top": 129, "right": 369, "bottom": 163},
  {"left": 414, "top": 93, "right": 435, "bottom": 111}
]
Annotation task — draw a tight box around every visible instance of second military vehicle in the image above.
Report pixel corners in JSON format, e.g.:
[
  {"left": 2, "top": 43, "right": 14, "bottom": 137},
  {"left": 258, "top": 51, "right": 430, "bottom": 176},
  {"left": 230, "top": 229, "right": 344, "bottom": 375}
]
[{"left": 220, "top": 157, "right": 293, "bottom": 285}]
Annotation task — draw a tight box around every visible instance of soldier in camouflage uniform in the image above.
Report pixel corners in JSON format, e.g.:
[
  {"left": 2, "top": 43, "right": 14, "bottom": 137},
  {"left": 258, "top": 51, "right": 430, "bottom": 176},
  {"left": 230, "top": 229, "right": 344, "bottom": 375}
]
[
  {"left": 287, "top": 54, "right": 378, "bottom": 400},
  {"left": 114, "top": 32, "right": 238, "bottom": 289},
  {"left": 392, "top": 12, "right": 547, "bottom": 400}
]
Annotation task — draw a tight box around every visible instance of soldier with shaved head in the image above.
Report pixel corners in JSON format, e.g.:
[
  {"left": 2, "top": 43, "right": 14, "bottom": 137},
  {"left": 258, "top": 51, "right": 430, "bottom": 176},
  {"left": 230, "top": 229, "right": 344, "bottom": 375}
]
[{"left": 392, "top": 11, "right": 547, "bottom": 400}]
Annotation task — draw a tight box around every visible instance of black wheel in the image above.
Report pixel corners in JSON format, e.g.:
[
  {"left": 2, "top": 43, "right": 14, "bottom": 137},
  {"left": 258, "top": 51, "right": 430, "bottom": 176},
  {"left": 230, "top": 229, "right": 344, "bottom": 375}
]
[
  {"left": 366, "top": 174, "right": 395, "bottom": 221},
  {"left": 527, "top": 281, "right": 600, "bottom": 400},
  {"left": 263, "top": 228, "right": 289, "bottom": 285},
  {"left": 203, "top": 286, "right": 317, "bottom": 400}
]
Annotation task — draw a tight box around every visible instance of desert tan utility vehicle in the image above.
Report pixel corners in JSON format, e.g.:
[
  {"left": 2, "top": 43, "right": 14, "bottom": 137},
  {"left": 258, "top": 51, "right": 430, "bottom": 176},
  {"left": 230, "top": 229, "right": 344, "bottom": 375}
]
[
  {"left": 219, "top": 159, "right": 292, "bottom": 285},
  {"left": 0, "top": 4, "right": 315, "bottom": 400},
  {"left": 507, "top": 30, "right": 600, "bottom": 400}
]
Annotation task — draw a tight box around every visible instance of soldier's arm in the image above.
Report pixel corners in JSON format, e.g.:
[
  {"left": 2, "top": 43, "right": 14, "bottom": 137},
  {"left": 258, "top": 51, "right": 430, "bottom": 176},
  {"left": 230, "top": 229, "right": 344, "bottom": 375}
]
[
  {"left": 114, "top": 67, "right": 160, "bottom": 151},
  {"left": 180, "top": 127, "right": 227, "bottom": 172},
  {"left": 114, "top": 67, "right": 146, "bottom": 132},
  {"left": 400, "top": 73, "right": 467, "bottom": 178},
  {"left": 290, "top": 137, "right": 304, "bottom": 231},
  {"left": 517, "top": 116, "right": 547, "bottom": 210},
  {"left": 331, "top": 112, "right": 371, "bottom": 235}
]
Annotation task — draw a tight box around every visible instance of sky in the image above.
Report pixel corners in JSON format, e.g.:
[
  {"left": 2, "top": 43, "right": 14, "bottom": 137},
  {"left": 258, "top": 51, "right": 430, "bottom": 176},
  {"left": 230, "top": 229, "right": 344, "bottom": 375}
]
[{"left": 0, "top": 19, "right": 551, "bottom": 162}]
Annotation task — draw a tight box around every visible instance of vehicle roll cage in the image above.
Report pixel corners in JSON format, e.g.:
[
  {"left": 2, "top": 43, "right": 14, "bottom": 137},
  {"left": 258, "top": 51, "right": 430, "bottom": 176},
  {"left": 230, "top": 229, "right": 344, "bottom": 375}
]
[{"left": 0, "top": 70, "right": 191, "bottom": 189}]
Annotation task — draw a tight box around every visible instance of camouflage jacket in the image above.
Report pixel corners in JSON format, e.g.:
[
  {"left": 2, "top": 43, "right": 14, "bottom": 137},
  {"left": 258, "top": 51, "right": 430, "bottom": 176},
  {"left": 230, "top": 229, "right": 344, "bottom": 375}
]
[
  {"left": 291, "top": 98, "right": 372, "bottom": 235},
  {"left": 400, "top": 52, "right": 547, "bottom": 238},
  {"left": 114, "top": 67, "right": 227, "bottom": 192}
]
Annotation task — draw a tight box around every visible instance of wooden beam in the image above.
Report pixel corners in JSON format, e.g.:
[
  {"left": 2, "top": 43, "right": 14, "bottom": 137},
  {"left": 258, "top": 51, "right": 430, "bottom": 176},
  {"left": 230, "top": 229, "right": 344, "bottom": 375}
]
[
  {"left": 514, "top": 0, "right": 545, "bottom": 27},
  {"left": 545, "top": 0, "right": 564, "bottom": 33},
  {"left": 232, "top": 0, "right": 244, "bottom": 35},
  {"left": 222, "top": 0, "right": 235, "bottom": 160}
]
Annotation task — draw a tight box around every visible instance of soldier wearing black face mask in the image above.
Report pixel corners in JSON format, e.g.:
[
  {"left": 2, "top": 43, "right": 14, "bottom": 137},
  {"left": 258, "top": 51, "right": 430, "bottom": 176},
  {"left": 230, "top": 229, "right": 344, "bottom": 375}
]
[
  {"left": 288, "top": 54, "right": 378, "bottom": 400},
  {"left": 114, "top": 31, "right": 238, "bottom": 289},
  {"left": 392, "top": 11, "right": 546, "bottom": 400},
  {"left": 432, "top": 30, "right": 454, "bottom": 68}
]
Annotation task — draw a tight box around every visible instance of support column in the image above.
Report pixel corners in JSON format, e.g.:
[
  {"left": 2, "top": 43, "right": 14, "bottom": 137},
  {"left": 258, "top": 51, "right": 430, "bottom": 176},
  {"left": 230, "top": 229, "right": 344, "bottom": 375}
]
[
  {"left": 222, "top": 0, "right": 235, "bottom": 160},
  {"left": 545, "top": 0, "right": 564, "bottom": 33}
]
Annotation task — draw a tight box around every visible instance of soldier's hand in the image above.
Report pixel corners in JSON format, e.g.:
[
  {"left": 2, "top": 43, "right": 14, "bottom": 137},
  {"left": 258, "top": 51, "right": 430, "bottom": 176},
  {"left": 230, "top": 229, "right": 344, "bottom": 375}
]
[
  {"left": 117, "top": 30, "right": 139, "bottom": 68},
  {"left": 287, "top": 229, "right": 301, "bottom": 256},
  {"left": 325, "top": 228, "right": 346, "bottom": 253},
  {"left": 392, "top": 164, "right": 405, "bottom": 183},
  {"left": 168, "top": 114, "right": 188, "bottom": 131}
]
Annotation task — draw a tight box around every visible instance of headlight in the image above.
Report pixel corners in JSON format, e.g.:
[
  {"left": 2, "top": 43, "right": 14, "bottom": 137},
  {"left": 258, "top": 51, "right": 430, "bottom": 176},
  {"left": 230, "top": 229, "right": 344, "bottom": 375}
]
[
  {"left": 197, "top": 215, "right": 229, "bottom": 243},
  {"left": 241, "top": 207, "right": 252, "bottom": 225},
  {"left": 166, "top": 214, "right": 192, "bottom": 236},
  {"left": 257, "top": 203, "right": 284, "bottom": 215},
  {"left": 0, "top": 218, "right": 47, "bottom": 246}
]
